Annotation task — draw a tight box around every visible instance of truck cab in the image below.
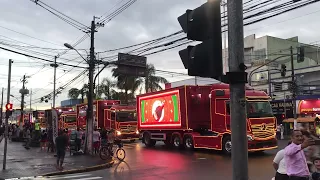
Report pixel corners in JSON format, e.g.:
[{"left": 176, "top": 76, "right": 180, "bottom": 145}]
[
  {"left": 60, "top": 111, "right": 77, "bottom": 130},
  {"left": 104, "top": 105, "right": 139, "bottom": 142},
  {"left": 208, "top": 85, "right": 277, "bottom": 154}
]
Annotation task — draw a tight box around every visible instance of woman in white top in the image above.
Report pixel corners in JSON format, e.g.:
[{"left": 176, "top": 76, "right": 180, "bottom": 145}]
[{"left": 273, "top": 142, "right": 290, "bottom": 180}]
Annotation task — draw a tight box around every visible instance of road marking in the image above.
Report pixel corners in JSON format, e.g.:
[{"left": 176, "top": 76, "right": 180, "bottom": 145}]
[
  {"left": 70, "top": 177, "right": 102, "bottom": 180},
  {"left": 45, "top": 173, "right": 92, "bottom": 179},
  {"left": 5, "top": 173, "right": 102, "bottom": 180},
  {"left": 198, "top": 157, "right": 207, "bottom": 160}
]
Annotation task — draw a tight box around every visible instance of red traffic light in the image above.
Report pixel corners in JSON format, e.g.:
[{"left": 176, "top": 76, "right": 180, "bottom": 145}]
[
  {"left": 5, "top": 103, "right": 13, "bottom": 111},
  {"left": 281, "top": 114, "right": 285, "bottom": 119}
]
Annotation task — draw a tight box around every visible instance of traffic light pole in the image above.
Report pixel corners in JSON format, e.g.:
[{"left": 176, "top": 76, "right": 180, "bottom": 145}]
[
  {"left": 0, "top": 87, "right": 4, "bottom": 124},
  {"left": 290, "top": 46, "right": 297, "bottom": 129},
  {"left": 3, "top": 59, "right": 12, "bottom": 170},
  {"left": 227, "top": 0, "right": 249, "bottom": 179}
]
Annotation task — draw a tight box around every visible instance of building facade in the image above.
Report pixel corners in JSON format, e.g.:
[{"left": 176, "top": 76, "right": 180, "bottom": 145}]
[{"left": 239, "top": 34, "right": 320, "bottom": 121}]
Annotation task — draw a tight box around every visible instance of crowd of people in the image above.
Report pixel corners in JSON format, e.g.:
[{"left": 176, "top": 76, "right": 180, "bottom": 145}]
[{"left": 272, "top": 125, "right": 320, "bottom": 180}]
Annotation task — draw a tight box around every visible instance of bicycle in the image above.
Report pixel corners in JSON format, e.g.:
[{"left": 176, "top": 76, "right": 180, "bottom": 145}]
[{"left": 99, "top": 139, "right": 126, "bottom": 161}]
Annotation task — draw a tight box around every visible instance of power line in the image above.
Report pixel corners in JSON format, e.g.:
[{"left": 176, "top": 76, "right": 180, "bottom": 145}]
[
  {"left": 30, "top": 0, "right": 89, "bottom": 32},
  {"left": 0, "top": 25, "right": 64, "bottom": 47},
  {"left": 0, "top": 46, "right": 87, "bottom": 69}
]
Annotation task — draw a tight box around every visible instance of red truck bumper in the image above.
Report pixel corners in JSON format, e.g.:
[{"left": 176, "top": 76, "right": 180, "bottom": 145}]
[
  {"left": 248, "top": 138, "right": 278, "bottom": 152},
  {"left": 117, "top": 133, "right": 140, "bottom": 141}
]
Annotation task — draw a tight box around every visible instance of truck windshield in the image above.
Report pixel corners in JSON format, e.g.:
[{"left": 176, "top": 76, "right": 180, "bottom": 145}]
[
  {"left": 65, "top": 116, "right": 76, "bottom": 123},
  {"left": 116, "top": 111, "right": 137, "bottom": 122},
  {"left": 247, "top": 101, "right": 273, "bottom": 118}
]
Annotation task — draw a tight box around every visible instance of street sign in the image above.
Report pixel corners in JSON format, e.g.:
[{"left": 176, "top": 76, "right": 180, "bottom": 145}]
[
  {"left": 5, "top": 103, "right": 12, "bottom": 111},
  {"left": 117, "top": 53, "right": 147, "bottom": 77}
]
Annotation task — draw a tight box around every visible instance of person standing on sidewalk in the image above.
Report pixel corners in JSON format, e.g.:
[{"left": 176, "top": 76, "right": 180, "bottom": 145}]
[
  {"left": 273, "top": 141, "right": 291, "bottom": 180},
  {"left": 24, "top": 127, "right": 31, "bottom": 150},
  {"left": 75, "top": 128, "right": 82, "bottom": 151},
  {"left": 55, "top": 130, "right": 68, "bottom": 170},
  {"left": 285, "top": 130, "right": 315, "bottom": 180}
]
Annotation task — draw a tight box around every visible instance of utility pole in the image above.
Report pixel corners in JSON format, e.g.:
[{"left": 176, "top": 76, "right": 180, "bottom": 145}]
[
  {"left": 29, "top": 89, "right": 32, "bottom": 110},
  {"left": 50, "top": 56, "right": 58, "bottom": 108},
  {"left": 85, "top": 16, "right": 96, "bottom": 154},
  {"left": 20, "top": 75, "right": 27, "bottom": 128},
  {"left": 222, "top": 0, "right": 228, "bottom": 74},
  {"left": 3, "top": 59, "right": 12, "bottom": 170},
  {"left": 290, "top": 46, "right": 297, "bottom": 129},
  {"left": 0, "top": 88, "right": 4, "bottom": 124},
  {"left": 227, "top": 0, "right": 249, "bottom": 179}
]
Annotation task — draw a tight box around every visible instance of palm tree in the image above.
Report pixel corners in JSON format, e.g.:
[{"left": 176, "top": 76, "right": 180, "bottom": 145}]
[
  {"left": 68, "top": 88, "right": 80, "bottom": 99},
  {"left": 112, "top": 68, "right": 141, "bottom": 103},
  {"left": 67, "top": 84, "right": 89, "bottom": 103},
  {"left": 145, "top": 64, "right": 168, "bottom": 92},
  {"left": 97, "top": 77, "right": 115, "bottom": 99}
]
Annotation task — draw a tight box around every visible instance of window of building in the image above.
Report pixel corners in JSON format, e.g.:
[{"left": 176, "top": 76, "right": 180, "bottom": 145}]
[
  {"left": 253, "top": 48, "right": 267, "bottom": 61},
  {"left": 273, "top": 82, "right": 283, "bottom": 92}
]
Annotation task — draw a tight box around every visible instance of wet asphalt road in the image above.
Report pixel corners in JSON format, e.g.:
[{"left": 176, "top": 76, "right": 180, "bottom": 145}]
[{"left": 89, "top": 140, "right": 287, "bottom": 180}]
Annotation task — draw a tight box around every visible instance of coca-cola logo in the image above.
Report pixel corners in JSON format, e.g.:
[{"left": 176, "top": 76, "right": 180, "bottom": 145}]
[{"left": 152, "top": 100, "right": 165, "bottom": 122}]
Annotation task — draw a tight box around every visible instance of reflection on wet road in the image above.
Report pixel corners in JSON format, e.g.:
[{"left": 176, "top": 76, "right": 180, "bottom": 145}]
[{"left": 94, "top": 140, "right": 287, "bottom": 180}]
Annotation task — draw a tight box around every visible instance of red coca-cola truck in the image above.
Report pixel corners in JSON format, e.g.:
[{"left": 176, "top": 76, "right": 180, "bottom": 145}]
[
  {"left": 104, "top": 105, "right": 139, "bottom": 141},
  {"left": 137, "top": 84, "right": 277, "bottom": 154},
  {"left": 76, "top": 100, "right": 120, "bottom": 129}
]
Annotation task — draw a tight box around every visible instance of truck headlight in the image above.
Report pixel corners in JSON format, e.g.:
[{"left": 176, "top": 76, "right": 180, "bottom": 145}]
[
  {"left": 136, "top": 130, "right": 139, "bottom": 134},
  {"left": 116, "top": 131, "right": 121, "bottom": 136},
  {"left": 247, "top": 135, "right": 254, "bottom": 141}
]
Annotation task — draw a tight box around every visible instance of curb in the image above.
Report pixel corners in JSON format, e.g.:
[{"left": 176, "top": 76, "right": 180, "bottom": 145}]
[{"left": 40, "top": 159, "right": 114, "bottom": 176}]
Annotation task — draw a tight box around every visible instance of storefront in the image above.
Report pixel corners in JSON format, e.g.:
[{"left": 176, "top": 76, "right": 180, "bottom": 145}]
[
  {"left": 298, "top": 99, "right": 320, "bottom": 115},
  {"left": 270, "top": 100, "right": 293, "bottom": 124}
]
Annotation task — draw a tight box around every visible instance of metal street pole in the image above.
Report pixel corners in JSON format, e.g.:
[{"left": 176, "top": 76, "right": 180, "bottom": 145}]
[
  {"left": 3, "top": 59, "right": 12, "bottom": 170},
  {"left": 85, "top": 17, "right": 96, "bottom": 154},
  {"left": 0, "top": 88, "right": 4, "bottom": 124},
  {"left": 268, "top": 69, "right": 272, "bottom": 97},
  {"left": 227, "top": 0, "right": 249, "bottom": 179},
  {"left": 290, "top": 46, "right": 298, "bottom": 129},
  {"left": 51, "top": 56, "right": 58, "bottom": 108},
  {"left": 20, "top": 75, "right": 26, "bottom": 128}
]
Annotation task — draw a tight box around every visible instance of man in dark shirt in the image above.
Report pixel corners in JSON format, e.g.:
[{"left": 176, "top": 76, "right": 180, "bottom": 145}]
[{"left": 55, "top": 130, "right": 68, "bottom": 170}]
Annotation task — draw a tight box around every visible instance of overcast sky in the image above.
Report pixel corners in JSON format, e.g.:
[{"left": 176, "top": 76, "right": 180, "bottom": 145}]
[{"left": 0, "top": 0, "right": 320, "bottom": 110}]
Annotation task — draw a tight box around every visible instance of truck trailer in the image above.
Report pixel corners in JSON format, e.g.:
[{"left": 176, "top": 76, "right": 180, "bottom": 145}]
[{"left": 137, "top": 84, "right": 277, "bottom": 154}]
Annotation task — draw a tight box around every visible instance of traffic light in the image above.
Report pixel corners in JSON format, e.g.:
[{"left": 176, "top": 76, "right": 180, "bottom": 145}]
[
  {"left": 297, "top": 46, "right": 305, "bottom": 63},
  {"left": 5, "top": 110, "right": 12, "bottom": 119},
  {"left": 280, "top": 64, "right": 286, "bottom": 77},
  {"left": 33, "top": 111, "right": 39, "bottom": 119},
  {"left": 178, "top": 0, "right": 223, "bottom": 79}
]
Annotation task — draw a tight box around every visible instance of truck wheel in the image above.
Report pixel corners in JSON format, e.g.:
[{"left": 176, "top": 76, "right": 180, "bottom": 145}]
[
  {"left": 184, "top": 136, "right": 194, "bottom": 150},
  {"left": 172, "top": 135, "right": 182, "bottom": 148},
  {"left": 222, "top": 136, "right": 232, "bottom": 155},
  {"left": 143, "top": 132, "right": 156, "bottom": 147}
]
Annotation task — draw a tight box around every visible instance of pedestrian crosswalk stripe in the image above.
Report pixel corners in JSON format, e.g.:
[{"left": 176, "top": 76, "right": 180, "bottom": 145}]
[
  {"left": 45, "top": 173, "right": 92, "bottom": 180},
  {"left": 5, "top": 173, "right": 102, "bottom": 180}
]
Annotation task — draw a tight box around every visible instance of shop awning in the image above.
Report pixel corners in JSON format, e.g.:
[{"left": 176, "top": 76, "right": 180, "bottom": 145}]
[{"left": 283, "top": 117, "right": 316, "bottom": 123}]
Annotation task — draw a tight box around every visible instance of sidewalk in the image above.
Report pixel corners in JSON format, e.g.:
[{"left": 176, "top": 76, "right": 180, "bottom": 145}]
[{"left": 0, "top": 140, "right": 110, "bottom": 179}]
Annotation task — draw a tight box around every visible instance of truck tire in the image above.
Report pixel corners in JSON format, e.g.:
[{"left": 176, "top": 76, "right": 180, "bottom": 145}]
[
  {"left": 172, "top": 135, "right": 182, "bottom": 148},
  {"left": 183, "top": 136, "right": 194, "bottom": 150},
  {"left": 222, "top": 136, "right": 232, "bottom": 155},
  {"left": 143, "top": 132, "right": 156, "bottom": 147}
]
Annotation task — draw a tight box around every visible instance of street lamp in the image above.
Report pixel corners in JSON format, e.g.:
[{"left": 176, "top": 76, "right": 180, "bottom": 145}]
[
  {"left": 64, "top": 43, "right": 88, "bottom": 63},
  {"left": 64, "top": 42, "right": 93, "bottom": 154}
]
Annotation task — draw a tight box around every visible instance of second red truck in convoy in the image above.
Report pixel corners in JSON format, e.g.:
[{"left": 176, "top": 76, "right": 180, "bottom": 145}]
[{"left": 137, "top": 84, "right": 277, "bottom": 154}]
